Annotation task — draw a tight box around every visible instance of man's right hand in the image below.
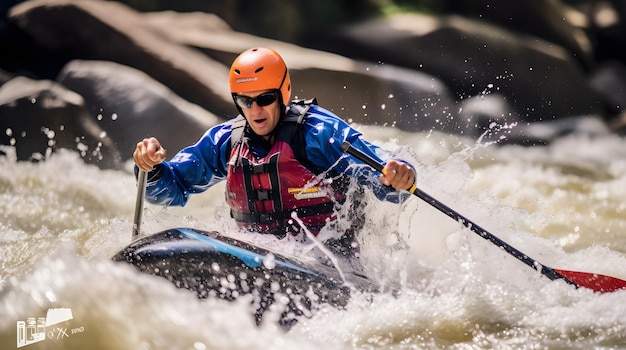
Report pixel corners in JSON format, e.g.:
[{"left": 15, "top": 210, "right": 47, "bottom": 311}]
[{"left": 134, "top": 137, "right": 167, "bottom": 172}]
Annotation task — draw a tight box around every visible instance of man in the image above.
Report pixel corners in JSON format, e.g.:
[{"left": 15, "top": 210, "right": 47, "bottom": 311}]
[{"left": 134, "top": 47, "right": 415, "bottom": 247}]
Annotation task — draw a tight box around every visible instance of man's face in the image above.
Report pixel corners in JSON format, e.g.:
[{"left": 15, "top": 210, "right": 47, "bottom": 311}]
[{"left": 235, "top": 89, "right": 281, "bottom": 141}]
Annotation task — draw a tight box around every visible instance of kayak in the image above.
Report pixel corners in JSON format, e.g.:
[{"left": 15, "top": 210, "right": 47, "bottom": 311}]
[{"left": 111, "top": 227, "right": 374, "bottom": 328}]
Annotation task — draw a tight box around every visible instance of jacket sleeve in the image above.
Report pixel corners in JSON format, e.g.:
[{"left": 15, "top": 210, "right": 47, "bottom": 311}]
[
  {"left": 302, "top": 105, "right": 413, "bottom": 204},
  {"left": 141, "top": 121, "right": 233, "bottom": 206}
]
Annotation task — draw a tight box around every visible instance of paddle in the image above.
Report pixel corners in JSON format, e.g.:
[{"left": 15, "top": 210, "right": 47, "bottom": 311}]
[
  {"left": 132, "top": 170, "right": 147, "bottom": 239},
  {"left": 341, "top": 141, "right": 626, "bottom": 293}
]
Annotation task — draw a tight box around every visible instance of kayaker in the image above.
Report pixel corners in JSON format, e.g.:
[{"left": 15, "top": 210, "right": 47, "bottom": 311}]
[{"left": 133, "top": 47, "right": 415, "bottom": 253}]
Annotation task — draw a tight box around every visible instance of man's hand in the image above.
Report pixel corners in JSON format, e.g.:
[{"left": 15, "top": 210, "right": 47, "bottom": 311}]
[
  {"left": 133, "top": 137, "right": 167, "bottom": 172},
  {"left": 380, "top": 160, "right": 415, "bottom": 191}
]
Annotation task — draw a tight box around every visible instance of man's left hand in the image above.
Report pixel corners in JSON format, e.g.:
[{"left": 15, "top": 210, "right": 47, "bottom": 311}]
[{"left": 380, "top": 160, "right": 415, "bottom": 191}]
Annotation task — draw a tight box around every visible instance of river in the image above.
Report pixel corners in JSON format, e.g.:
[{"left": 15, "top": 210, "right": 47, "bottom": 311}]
[{"left": 1, "top": 125, "right": 625, "bottom": 349}]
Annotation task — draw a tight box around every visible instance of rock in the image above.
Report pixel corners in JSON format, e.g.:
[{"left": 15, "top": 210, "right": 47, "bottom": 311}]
[
  {"left": 320, "top": 12, "right": 605, "bottom": 123},
  {"left": 456, "top": 92, "right": 610, "bottom": 145},
  {"left": 0, "top": 68, "right": 14, "bottom": 85},
  {"left": 8, "top": 0, "right": 234, "bottom": 118},
  {"left": 589, "top": 60, "right": 626, "bottom": 116},
  {"left": 0, "top": 76, "right": 122, "bottom": 168},
  {"left": 506, "top": 115, "right": 610, "bottom": 146},
  {"left": 457, "top": 93, "right": 521, "bottom": 142},
  {"left": 56, "top": 59, "right": 220, "bottom": 158},
  {"left": 451, "top": 0, "right": 594, "bottom": 68}
]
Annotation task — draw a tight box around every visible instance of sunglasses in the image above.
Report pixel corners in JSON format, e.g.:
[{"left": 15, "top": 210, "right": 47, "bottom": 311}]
[{"left": 234, "top": 92, "right": 279, "bottom": 109}]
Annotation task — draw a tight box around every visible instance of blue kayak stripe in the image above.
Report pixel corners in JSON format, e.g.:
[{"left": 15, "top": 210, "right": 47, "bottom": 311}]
[{"left": 176, "top": 228, "right": 317, "bottom": 275}]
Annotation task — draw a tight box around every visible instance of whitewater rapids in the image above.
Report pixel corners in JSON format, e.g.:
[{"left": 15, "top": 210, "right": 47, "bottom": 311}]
[{"left": 1, "top": 127, "right": 625, "bottom": 349}]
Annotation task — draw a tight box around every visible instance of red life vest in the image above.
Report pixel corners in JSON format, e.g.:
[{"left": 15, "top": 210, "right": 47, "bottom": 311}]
[{"left": 225, "top": 104, "right": 345, "bottom": 237}]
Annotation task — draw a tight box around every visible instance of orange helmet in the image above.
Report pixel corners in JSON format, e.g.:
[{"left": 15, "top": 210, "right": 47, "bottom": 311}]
[{"left": 229, "top": 47, "right": 292, "bottom": 106}]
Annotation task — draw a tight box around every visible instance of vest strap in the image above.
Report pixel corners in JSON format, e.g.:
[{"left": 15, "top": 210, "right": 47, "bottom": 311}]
[
  {"left": 248, "top": 163, "right": 275, "bottom": 175},
  {"left": 253, "top": 189, "right": 272, "bottom": 201}
]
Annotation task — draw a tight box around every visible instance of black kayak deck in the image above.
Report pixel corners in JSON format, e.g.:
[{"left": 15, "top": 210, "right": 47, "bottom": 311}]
[{"left": 111, "top": 227, "right": 375, "bottom": 328}]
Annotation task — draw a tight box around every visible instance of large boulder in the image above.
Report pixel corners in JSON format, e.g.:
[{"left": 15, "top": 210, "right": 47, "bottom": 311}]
[
  {"left": 8, "top": 0, "right": 234, "bottom": 118},
  {"left": 319, "top": 12, "right": 606, "bottom": 123},
  {"left": 0, "top": 76, "right": 122, "bottom": 168},
  {"left": 589, "top": 60, "right": 626, "bottom": 134},
  {"left": 0, "top": 68, "right": 14, "bottom": 85},
  {"left": 589, "top": 61, "right": 626, "bottom": 116},
  {"left": 56, "top": 59, "right": 220, "bottom": 157},
  {"left": 451, "top": 0, "right": 594, "bottom": 68}
]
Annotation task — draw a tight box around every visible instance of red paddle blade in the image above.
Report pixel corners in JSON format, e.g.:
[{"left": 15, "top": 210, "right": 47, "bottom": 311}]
[{"left": 554, "top": 269, "right": 626, "bottom": 293}]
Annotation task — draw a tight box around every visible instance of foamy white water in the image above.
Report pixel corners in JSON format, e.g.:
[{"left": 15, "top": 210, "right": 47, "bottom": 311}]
[{"left": 1, "top": 127, "right": 626, "bottom": 349}]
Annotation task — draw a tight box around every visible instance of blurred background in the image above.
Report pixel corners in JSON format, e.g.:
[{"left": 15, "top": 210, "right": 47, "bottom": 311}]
[{"left": 1, "top": 0, "right": 626, "bottom": 167}]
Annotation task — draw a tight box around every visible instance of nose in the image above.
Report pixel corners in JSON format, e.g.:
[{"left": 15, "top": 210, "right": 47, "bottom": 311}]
[{"left": 249, "top": 100, "right": 264, "bottom": 112}]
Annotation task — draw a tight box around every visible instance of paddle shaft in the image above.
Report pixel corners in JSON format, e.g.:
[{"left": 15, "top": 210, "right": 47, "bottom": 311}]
[
  {"left": 132, "top": 170, "right": 147, "bottom": 238},
  {"left": 340, "top": 141, "right": 575, "bottom": 286}
]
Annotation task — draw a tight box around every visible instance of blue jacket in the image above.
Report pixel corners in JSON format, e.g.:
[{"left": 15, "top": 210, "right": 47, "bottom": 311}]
[{"left": 144, "top": 104, "right": 411, "bottom": 206}]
